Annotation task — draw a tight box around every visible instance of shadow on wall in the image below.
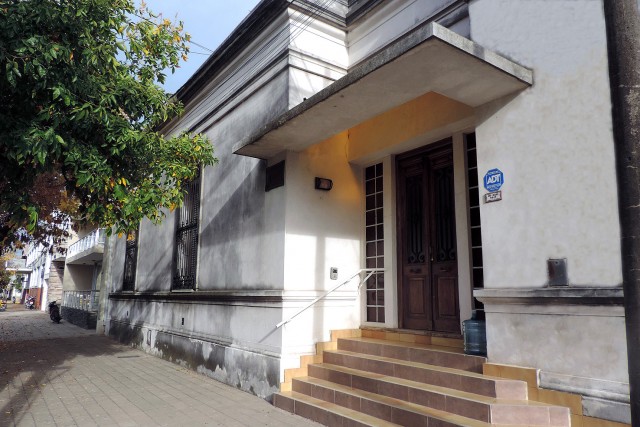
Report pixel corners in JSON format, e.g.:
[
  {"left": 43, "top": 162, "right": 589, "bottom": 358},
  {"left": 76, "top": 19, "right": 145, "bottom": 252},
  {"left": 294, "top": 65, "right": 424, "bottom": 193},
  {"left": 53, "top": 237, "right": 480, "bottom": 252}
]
[{"left": 199, "top": 159, "right": 267, "bottom": 290}]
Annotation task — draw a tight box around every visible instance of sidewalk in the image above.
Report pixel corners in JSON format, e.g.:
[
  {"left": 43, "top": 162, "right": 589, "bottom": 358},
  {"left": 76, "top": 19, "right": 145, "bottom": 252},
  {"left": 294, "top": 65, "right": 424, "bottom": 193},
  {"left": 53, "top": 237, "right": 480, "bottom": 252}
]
[{"left": 0, "top": 308, "right": 320, "bottom": 426}]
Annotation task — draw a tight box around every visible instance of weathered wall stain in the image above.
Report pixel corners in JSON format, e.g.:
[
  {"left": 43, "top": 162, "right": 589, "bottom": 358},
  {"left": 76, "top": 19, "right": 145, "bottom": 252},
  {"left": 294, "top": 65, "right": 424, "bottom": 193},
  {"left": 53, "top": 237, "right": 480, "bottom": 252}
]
[{"left": 109, "top": 321, "right": 280, "bottom": 401}]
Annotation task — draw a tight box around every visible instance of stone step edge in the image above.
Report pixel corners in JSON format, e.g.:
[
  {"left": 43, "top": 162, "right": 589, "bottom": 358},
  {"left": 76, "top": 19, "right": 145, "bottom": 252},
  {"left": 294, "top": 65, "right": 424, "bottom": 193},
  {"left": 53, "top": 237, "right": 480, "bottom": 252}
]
[
  {"left": 274, "top": 390, "right": 402, "bottom": 427},
  {"left": 310, "top": 360, "right": 527, "bottom": 401},
  {"left": 324, "top": 349, "right": 522, "bottom": 390},
  {"left": 276, "top": 390, "right": 493, "bottom": 427},
  {"left": 280, "top": 328, "right": 361, "bottom": 392},
  {"left": 326, "top": 348, "right": 489, "bottom": 377},
  {"left": 294, "top": 375, "right": 569, "bottom": 425},
  {"left": 281, "top": 327, "right": 465, "bottom": 392},
  {"left": 338, "top": 336, "right": 486, "bottom": 370},
  {"left": 360, "top": 327, "right": 464, "bottom": 349}
]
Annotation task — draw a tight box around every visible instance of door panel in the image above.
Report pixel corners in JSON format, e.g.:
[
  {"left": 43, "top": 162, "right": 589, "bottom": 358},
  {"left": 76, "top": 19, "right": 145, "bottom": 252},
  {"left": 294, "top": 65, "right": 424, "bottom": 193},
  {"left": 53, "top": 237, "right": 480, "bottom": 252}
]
[
  {"left": 433, "top": 266, "right": 459, "bottom": 331},
  {"left": 397, "top": 141, "right": 460, "bottom": 333}
]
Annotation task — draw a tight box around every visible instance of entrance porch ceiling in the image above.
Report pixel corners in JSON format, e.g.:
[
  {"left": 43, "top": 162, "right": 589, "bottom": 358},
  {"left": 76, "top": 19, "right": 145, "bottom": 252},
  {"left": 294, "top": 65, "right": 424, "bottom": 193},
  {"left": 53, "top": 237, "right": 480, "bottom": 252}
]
[{"left": 233, "top": 23, "right": 532, "bottom": 160}]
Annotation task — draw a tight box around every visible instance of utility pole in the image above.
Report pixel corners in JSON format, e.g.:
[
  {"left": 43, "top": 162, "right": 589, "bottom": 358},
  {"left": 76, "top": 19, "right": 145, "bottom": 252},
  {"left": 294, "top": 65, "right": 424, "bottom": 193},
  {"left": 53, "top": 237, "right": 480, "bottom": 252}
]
[{"left": 602, "top": 0, "right": 640, "bottom": 424}]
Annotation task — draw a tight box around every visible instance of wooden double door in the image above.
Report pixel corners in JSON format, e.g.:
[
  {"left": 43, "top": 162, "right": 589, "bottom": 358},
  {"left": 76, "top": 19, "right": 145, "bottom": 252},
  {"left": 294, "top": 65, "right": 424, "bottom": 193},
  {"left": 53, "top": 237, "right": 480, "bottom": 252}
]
[{"left": 396, "top": 141, "right": 460, "bottom": 333}]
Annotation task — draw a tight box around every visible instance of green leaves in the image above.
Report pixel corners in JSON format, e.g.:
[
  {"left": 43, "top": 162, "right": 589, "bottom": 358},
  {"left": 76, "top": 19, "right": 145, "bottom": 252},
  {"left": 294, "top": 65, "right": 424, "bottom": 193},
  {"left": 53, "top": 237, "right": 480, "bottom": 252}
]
[{"left": 0, "top": 0, "right": 216, "bottom": 248}]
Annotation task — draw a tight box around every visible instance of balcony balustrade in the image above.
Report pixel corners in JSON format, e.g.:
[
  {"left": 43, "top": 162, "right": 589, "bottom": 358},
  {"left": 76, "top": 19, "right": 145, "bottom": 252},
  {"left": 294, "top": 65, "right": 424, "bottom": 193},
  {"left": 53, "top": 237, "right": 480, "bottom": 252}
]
[
  {"left": 66, "top": 229, "right": 105, "bottom": 264},
  {"left": 62, "top": 290, "right": 100, "bottom": 312}
]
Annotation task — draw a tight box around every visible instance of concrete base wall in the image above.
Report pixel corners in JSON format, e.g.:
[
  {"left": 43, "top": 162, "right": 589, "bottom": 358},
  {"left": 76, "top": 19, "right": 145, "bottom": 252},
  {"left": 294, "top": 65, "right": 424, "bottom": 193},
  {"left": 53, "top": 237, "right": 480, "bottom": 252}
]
[
  {"left": 108, "top": 320, "right": 281, "bottom": 400},
  {"left": 61, "top": 307, "right": 97, "bottom": 330},
  {"left": 476, "top": 287, "right": 630, "bottom": 424}
]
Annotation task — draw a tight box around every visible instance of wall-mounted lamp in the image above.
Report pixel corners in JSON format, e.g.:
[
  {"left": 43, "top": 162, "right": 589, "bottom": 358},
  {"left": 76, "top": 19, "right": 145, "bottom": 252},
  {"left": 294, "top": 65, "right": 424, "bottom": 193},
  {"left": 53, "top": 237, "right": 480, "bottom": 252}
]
[{"left": 315, "top": 177, "right": 333, "bottom": 191}]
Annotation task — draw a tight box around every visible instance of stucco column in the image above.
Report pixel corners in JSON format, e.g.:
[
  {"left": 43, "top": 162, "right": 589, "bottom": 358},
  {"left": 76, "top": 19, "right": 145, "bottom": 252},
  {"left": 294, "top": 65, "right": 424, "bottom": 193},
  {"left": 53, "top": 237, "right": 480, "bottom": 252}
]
[{"left": 95, "top": 233, "right": 113, "bottom": 335}]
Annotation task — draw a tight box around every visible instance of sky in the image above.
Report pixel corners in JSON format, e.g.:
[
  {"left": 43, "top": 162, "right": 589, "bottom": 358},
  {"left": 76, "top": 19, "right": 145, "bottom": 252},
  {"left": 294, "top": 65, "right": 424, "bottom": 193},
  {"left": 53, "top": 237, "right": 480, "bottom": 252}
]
[{"left": 146, "top": 0, "right": 262, "bottom": 94}]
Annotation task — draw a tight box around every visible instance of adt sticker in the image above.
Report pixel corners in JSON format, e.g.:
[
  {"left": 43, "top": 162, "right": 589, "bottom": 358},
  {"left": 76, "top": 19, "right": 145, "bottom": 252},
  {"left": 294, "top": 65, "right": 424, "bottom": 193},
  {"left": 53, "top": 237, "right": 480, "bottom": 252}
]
[{"left": 483, "top": 168, "right": 504, "bottom": 192}]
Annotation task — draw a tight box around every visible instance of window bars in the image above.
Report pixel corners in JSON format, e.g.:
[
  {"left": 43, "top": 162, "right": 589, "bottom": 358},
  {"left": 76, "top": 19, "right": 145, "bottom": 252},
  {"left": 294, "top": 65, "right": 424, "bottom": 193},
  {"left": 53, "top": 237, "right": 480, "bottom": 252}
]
[
  {"left": 172, "top": 171, "right": 201, "bottom": 290},
  {"left": 122, "top": 228, "right": 139, "bottom": 291}
]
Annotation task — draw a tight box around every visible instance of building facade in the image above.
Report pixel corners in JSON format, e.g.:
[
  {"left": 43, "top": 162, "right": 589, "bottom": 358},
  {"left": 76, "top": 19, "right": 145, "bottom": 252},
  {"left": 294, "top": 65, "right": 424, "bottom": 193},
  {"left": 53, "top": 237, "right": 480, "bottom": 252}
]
[
  {"left": 102, "top": 0, "right": 629, "bottom": 424},
  {"left": 24, "top": 240, "right": 65, "bottom": 310},
  {"left": 61, "top": 227, "right": 105, "bottom": 328}
]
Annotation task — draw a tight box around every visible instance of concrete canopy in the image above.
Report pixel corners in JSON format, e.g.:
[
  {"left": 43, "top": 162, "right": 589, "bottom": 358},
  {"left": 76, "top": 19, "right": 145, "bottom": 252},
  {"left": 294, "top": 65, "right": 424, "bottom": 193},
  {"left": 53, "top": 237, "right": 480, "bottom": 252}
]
[{"left": 233, "top": 23, "right": 533, "bottom": 159}]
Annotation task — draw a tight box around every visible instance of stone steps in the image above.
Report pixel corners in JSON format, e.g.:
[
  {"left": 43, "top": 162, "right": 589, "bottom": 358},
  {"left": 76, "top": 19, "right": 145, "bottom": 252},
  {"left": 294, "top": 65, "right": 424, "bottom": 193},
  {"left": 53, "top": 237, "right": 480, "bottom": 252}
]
[
  {"left": 338, "top": 337, "right": 484, "bottom": 373},
  {"left": 320, "top": 350, "right": 522, "bottom": 398},
  {"left": 274, "top": 332, "right": 570, "bottom": 426}
]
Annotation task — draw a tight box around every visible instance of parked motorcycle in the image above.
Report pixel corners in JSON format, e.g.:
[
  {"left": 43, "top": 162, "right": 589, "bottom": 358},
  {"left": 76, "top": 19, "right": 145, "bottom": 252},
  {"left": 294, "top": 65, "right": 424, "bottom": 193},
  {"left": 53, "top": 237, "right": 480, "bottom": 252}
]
[
  {"left": 25, "top": 297, "right": 35, "bottom": 310},
  {"left": 48, "top": 301, "right": 61, "bottom": 323}
]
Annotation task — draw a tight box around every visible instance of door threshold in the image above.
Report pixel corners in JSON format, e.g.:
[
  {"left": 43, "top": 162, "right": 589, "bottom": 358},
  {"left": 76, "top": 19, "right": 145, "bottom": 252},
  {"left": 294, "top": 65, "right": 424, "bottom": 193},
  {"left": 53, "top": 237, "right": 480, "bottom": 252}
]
[{"left": 360, "top": 325, "right": 462, "bottom": 340}]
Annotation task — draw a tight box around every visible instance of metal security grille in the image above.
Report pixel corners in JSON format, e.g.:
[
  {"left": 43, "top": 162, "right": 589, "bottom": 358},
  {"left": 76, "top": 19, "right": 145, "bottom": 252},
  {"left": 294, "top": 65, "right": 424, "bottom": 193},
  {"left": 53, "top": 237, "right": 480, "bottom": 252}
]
[
  {"left": 365, "top": 163, "right": 385, "bottom": 323},
  {"left": 122, "top": 228, "right": 139, "bottom": 291},
  {"left": 434, "top": 165, "right": 456, "bottom": 262},
  {"left": 172, "top": 171, "right": 201, "bottom": 290}
]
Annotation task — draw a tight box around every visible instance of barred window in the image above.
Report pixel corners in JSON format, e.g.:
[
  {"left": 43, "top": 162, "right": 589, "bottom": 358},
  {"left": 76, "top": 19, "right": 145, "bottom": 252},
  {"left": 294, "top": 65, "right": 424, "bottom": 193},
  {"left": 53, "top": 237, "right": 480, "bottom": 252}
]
[
  {"left": 172, "top": 171, "right": 201, "bottom": 290},
  {"left": 122, "top": 228, "right": 139, "bottom": 291}
]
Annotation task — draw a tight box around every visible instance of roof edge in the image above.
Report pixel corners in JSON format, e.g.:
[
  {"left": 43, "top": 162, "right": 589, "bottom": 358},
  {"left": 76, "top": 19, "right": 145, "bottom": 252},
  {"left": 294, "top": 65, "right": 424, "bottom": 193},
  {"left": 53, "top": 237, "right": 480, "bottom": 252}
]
[{"left": 232, "top": 22, "right": 533, "bottom": 157}]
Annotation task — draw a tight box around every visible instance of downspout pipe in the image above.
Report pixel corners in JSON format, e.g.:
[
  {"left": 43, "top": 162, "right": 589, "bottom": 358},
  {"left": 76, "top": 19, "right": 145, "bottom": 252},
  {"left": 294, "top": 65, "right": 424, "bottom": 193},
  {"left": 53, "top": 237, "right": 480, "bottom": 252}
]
[{"left": 602, "top": 0, "right": 640, "bottom": 423}]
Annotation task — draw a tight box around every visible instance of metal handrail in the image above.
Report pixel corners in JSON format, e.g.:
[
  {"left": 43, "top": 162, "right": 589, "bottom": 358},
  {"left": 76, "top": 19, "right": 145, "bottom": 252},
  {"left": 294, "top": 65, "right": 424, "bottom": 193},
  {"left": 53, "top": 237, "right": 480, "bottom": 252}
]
[{"left": 276, "top": 268, "right": 384, "bottom": 329}]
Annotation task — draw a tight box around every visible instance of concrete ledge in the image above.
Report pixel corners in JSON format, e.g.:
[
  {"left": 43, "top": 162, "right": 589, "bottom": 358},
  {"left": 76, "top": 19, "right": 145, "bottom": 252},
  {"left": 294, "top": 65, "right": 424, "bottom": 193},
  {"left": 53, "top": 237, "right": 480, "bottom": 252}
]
[
  {"left": 234, "top": 22, "right": 532, "bottom": 159},
  {"left": 108, "top": 289, "right": 359, "bottom": 305},
  {"left": 474, "top": 287, "right": 624, "bottom": 306},
  {"left": 540, "top": 371, "right": 629, "bottom": 403}
]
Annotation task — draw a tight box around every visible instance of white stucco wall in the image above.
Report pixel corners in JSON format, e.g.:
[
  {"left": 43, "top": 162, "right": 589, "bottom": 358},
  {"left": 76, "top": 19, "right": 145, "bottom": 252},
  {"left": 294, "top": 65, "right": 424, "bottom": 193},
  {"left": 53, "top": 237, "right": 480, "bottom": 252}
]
[
  {"left": 280, "top": 135, "right": 363, "bottom": 362},
  {"left": 135, "top": 214, "right": 174, "bottom": 292},
  {"left": 470, "top": 0, "right": 621, "bottom": 287},
  {"left": 348, "top": 0, "right": 469, "bottom": 66},
  {"left": 167, "top": 13, "right": 291, "bottom": 135}
]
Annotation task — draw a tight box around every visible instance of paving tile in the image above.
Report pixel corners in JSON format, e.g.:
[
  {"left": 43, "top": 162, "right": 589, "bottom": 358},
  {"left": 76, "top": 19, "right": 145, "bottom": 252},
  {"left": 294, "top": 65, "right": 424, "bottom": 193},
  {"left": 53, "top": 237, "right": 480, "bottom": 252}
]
[{"left": 0, "top": 309, "right": 321, "bottom": 427}]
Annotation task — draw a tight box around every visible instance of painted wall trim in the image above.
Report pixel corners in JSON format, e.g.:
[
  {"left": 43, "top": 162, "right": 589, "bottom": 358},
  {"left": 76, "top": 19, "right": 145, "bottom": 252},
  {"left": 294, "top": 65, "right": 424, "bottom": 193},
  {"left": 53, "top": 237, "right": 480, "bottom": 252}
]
[
  {"left": 475, "top": 287, "right": 624, "bottom": 306},
  {"left": 110, "top": 319, "right": 283, "bottom": 358},
  {"left": 108, "top": 289, "right": 359, "bottom": 305}
]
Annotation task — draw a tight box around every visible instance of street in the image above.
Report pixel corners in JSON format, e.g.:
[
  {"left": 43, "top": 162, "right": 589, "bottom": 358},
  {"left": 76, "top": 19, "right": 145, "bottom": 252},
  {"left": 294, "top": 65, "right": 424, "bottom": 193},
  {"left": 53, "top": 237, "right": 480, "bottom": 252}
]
[{"left": 0, "top": 304, "right": 319, "bottom": 427}]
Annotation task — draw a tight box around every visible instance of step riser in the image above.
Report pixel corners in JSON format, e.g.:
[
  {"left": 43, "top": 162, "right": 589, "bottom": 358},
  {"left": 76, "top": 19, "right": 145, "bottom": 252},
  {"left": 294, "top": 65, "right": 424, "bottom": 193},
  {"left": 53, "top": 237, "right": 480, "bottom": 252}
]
[
  {"left": 322, "top": 351, "right": 526, "bottom": 399},
  {"left": 275, "top": 391, "right": 455, "bottom": 427},
  {"left": 338, "top": 339, "right": 484, "bottom": 373},
  {"left": 274, "top": 392, "right": 400, "bottom": 427},
  {"left": 274, "top": 394, "right": 368, "bottom": 427},
  {"left": 292, "top": 377, "right": 491, "bottom": 423}
]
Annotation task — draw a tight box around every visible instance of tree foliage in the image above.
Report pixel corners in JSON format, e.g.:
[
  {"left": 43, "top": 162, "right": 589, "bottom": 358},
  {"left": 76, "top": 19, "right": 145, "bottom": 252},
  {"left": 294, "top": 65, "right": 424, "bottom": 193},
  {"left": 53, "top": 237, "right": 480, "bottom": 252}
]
[{"left": 0, "top": 0, "right": 216, "bottom": 251}]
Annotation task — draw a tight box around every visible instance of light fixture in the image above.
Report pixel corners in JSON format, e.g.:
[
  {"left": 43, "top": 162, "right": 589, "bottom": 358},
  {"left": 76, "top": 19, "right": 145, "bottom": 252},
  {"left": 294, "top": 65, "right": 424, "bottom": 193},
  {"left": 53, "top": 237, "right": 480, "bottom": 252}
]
[{"left": 315, "top": 177, "right": 333, "bottom": 191}]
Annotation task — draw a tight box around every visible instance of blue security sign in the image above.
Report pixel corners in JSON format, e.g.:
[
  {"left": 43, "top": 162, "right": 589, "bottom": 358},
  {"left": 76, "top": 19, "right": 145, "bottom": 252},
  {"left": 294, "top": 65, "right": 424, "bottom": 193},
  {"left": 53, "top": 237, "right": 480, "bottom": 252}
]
[{"left": 483, "top": 168, "right": 504, "bottom": 192}]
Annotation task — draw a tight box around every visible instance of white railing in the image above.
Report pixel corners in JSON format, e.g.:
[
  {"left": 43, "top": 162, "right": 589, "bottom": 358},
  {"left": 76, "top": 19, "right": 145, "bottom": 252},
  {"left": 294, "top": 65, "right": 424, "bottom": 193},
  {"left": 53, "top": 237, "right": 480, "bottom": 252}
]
[
  {"left": 67, "top": 228, "right": 105, "bottom": 258},
  {"left": 62, "top": 290, "right": 100, "bottom": 312},
  {"left": 276, "top": 268, "right": 384, "bottom": 329}
]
